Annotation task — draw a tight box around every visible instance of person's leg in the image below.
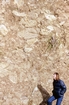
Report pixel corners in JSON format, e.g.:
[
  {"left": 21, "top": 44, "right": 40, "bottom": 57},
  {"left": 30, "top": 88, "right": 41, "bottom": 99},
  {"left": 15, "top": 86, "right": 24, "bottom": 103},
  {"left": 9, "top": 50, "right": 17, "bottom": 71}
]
[
  {"left": 47, "top": 96, "right": 56, "bottom": 105},
  {"left": 56, "top": 96, "right": 63, "bottom": 105}
]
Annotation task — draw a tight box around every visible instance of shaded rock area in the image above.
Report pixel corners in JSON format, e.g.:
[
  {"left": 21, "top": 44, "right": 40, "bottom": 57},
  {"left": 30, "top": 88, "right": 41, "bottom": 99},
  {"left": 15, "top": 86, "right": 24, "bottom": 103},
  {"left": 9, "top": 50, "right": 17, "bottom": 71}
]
[
  {"left": 0, "top": 0, "right": 69, "bottom": 105},
  {"left": 37, "top": 84, "right": 50, "bottom": 105}
]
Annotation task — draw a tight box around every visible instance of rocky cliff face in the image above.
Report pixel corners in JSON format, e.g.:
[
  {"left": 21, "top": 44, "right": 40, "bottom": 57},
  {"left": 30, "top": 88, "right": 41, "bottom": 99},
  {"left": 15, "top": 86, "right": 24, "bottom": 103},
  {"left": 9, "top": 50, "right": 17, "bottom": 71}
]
[{"left": 0, "top": 0, "right": 69, "bottom": 105}]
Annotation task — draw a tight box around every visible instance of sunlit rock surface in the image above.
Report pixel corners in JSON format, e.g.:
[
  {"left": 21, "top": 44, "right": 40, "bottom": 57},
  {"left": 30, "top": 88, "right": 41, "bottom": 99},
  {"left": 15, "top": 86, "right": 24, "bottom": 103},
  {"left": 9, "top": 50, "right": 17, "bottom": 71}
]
[{"left": 0, "top": 0, "right": 69, "bottom": 105}]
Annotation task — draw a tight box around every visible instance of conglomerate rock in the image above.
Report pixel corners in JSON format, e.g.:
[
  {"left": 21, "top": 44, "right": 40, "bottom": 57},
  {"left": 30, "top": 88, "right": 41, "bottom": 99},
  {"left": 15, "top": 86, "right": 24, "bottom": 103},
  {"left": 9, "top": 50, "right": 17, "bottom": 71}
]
[{"left": 0, "top": 0, "right": 69, "bottom": 105}]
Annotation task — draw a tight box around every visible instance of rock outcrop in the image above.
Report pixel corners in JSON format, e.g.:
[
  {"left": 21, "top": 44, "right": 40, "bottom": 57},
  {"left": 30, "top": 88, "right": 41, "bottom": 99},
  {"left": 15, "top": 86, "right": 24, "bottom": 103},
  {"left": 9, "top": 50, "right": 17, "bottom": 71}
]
[{"left": 0, "top": 0, "right": 69, "bottom": 105}]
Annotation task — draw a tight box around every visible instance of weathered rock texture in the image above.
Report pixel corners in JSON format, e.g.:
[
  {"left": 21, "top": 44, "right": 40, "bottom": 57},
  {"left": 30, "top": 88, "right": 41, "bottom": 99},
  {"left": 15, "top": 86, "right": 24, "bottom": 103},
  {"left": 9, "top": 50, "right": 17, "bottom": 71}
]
[{"left": 0, "top": 0, "right": 69, "bottom": 105}]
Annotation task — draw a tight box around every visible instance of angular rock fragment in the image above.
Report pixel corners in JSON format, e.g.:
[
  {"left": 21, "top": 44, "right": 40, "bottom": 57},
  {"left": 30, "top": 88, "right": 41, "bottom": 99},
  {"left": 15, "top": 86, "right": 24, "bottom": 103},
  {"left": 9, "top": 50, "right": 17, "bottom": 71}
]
[
  {"left": 9, "top": 71, "right": 18, "bottom": 84},
  {"left": 0, "top": 25, "right": 8, "bottom": 35},
  {"left": 12, "top": 10, "right": 26, "bottom": 17},
  {"left": 17, "top": 28, "right": 38, "bottom": 39},
  {"left": 45, "top": 14, "right": 56, "bottom": 21}
]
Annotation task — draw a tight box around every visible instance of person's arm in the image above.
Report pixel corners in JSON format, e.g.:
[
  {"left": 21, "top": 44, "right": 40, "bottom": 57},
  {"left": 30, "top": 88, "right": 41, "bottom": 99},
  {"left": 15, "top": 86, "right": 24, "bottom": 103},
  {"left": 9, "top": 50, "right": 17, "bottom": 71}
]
[
  {"left": 60, "top": 80, "right": 67, "bottom": 95},
  {"left": 52, "top": 81, "right": 54, "bottom": 93}
]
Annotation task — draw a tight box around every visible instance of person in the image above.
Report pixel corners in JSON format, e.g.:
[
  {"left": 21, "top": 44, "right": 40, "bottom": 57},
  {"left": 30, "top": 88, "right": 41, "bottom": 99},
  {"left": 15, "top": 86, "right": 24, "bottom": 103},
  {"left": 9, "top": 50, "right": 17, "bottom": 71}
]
[{"left": 47, "top": 72, "right": 67, "bottom": 105}]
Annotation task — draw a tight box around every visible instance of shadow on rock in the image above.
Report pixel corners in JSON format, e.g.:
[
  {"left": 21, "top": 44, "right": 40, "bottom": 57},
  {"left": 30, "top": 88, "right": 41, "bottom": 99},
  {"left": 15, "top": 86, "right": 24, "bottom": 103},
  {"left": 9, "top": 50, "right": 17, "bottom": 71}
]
[{"left": 37, "top": 84, "right": 50, "bottom": 105}]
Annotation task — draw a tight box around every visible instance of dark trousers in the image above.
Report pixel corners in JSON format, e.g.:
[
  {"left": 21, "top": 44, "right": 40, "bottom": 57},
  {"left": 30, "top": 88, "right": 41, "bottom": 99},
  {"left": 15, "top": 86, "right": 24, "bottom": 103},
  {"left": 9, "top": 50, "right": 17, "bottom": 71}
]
[{"left": 47, "top": 95, "right": 63, "bottom": 105}]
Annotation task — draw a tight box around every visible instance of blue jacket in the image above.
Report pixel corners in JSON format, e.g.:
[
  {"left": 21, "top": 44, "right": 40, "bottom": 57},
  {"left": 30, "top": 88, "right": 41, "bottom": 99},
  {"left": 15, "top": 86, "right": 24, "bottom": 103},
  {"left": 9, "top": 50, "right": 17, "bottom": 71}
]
[{"left": 52, "top": 79, "right": 66, "bottom": 98}]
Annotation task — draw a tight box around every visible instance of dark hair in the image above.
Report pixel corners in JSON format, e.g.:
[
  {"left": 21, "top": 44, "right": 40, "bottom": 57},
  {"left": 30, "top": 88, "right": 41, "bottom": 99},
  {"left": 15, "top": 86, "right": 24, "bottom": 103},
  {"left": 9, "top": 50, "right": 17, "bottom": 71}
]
[{"left": 54, "top": 72, "right": 59, "bottom": 80}]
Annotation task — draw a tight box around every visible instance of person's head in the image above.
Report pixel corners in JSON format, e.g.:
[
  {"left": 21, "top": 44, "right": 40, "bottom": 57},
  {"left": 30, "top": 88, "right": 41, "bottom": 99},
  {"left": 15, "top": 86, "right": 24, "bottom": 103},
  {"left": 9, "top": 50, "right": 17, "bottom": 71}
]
[{"left": 53, "top": 72, "right": 59, "bottom": 80}]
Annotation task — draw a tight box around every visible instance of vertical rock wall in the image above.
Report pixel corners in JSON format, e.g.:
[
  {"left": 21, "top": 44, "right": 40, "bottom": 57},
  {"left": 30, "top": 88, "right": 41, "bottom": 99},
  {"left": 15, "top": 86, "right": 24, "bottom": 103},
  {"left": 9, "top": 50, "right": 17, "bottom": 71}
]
[{"left": 0, "top": 0, "right": 69, "bottom": 105}]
